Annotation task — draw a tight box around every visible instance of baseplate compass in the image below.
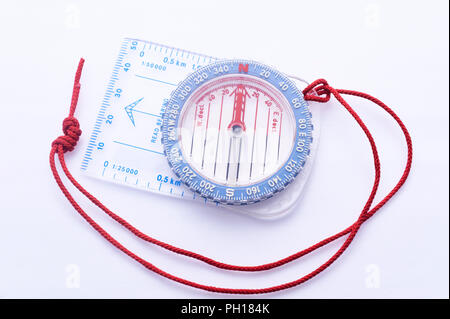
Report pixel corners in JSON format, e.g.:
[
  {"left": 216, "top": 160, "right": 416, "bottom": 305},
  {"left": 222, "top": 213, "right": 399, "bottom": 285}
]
[{"left": 162, "top": 60, "right": 313, "bottom": 204}]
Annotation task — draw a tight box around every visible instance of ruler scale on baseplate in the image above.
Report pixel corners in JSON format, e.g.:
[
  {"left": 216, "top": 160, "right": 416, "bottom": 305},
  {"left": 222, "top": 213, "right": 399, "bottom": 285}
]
[
  {"left": 81, "top": 38, "right": 217, "bottom": 200},
  {"left": 81, "top": 38, "right": 320, "bottom": 218}
]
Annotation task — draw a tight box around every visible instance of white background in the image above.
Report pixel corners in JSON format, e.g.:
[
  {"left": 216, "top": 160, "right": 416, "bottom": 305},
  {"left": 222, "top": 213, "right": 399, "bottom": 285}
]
[{"left": 0, "top": 0, "right": 448, "bottom": 298}]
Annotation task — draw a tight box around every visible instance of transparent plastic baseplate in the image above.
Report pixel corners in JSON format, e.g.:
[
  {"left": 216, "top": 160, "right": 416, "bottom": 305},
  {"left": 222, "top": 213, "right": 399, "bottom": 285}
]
[{"left": 80, "top": 38, "right": 320, "bottom": 219}]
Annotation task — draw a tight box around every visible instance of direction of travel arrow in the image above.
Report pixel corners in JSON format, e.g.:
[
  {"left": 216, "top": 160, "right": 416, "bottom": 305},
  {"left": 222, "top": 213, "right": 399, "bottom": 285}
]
[{"left": 124, "top": 97, "right": 144, "bottom": 126}]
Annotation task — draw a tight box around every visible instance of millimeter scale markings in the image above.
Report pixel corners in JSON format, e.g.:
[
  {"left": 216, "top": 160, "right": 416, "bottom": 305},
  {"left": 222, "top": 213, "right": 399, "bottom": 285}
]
[{"left": 80, "top": 38, "right": 217, "bottom": 202}]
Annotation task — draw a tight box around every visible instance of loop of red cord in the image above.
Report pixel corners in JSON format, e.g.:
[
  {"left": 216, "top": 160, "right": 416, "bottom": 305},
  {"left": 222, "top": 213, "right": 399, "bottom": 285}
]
[{"left": 50, "top": 58, "right": 412, "bottom": 294}]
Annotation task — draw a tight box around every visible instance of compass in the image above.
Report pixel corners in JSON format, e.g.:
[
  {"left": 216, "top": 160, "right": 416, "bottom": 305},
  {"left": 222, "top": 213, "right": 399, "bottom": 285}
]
[{"left": 161, "top": 60, "right": 313, "bottom": 204}]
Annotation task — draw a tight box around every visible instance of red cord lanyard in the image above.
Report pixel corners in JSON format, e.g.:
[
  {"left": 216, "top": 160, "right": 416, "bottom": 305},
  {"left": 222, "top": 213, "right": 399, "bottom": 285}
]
[{"left": 50, "top": 59, "right": 413, "bottom": 294}]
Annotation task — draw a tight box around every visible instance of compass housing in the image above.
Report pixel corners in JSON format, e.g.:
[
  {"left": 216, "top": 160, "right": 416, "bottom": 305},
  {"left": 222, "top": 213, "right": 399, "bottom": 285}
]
[{"left": 161, "top": 60, "right": 313, "bottom": 205}]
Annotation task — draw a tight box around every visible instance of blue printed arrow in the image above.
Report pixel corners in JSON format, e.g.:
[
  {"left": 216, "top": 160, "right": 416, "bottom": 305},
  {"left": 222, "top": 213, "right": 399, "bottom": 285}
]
[
  {"left": 124, "top": 97, "right": 144, "bottom": 126},
  {"left": 125, "top": 97, "right": 163, "bottom": 126}
]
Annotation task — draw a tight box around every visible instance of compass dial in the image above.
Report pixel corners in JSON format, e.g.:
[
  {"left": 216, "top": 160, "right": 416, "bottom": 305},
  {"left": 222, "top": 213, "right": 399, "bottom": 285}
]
[
  {"left": 162, "top": 60, "right": 313, "bottom": 204},
  {"left": 178, "top": 75, "right": 295, "bottom": 187}
]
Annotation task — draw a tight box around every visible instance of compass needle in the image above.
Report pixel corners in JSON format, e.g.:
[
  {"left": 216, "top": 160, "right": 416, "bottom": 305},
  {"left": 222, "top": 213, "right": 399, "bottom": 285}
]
[{"left": 226, "top": 84, "right": 249, "bottom": 184}]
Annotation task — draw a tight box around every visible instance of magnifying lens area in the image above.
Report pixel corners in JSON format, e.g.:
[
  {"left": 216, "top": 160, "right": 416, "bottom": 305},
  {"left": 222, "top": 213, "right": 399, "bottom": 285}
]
[{"left": 178, "top": 74, "right": 296, "bottom": 187}]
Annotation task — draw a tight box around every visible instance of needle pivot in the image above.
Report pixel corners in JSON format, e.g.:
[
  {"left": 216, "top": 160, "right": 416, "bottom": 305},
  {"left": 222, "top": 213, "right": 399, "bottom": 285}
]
[{"left": 227, "top": 84, "right": 249, "bottom": 132}]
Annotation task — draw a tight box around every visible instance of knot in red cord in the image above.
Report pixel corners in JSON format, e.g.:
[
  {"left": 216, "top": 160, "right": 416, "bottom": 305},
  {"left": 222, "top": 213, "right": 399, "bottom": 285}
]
[
  {"left": 302, "top": 79, "right": 331, "bottom": 102},
  {"left": 52, "top": 116, "right": 82, "bottom": 153}
]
